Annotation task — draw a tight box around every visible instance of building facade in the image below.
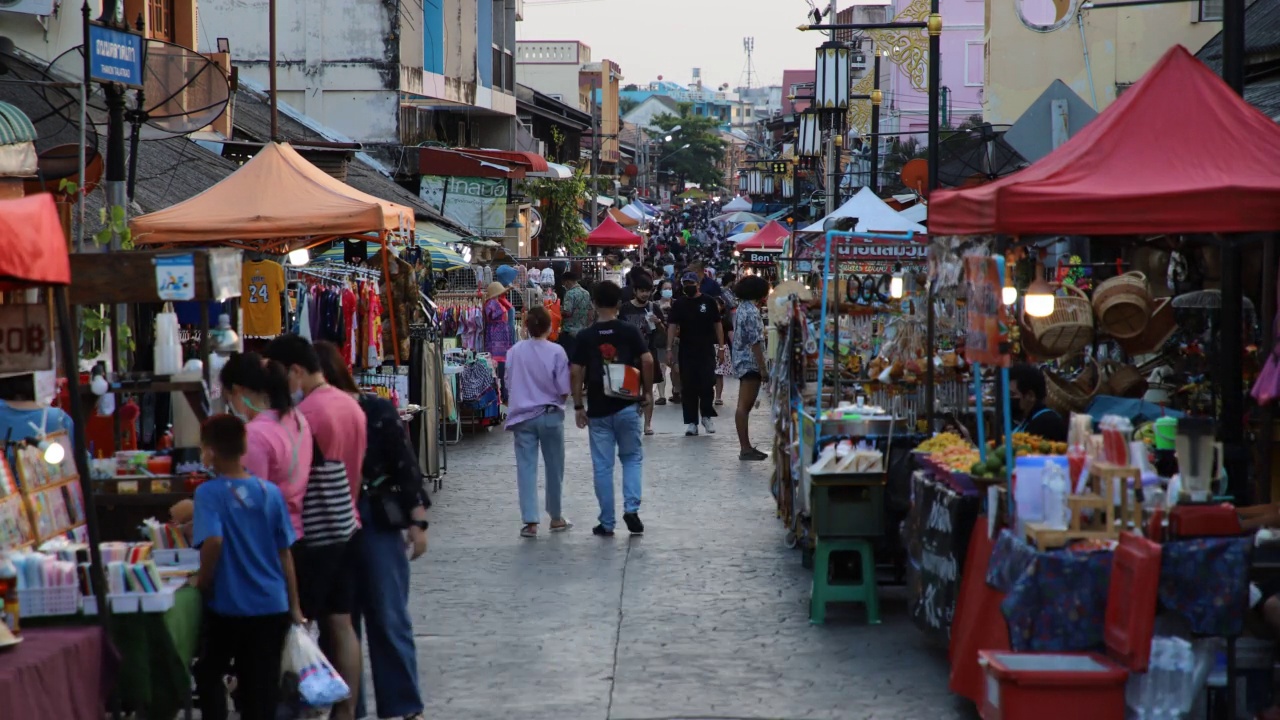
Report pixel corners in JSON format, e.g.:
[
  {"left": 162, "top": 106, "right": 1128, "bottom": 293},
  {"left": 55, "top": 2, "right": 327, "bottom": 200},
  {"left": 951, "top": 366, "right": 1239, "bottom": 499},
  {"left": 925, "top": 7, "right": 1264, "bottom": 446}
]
[
  {"left": 515, "top": 40, "right": 593, "bottom": 111},
  {"left": 983, "top": 0, "right": 1221, "bottom": 123}
]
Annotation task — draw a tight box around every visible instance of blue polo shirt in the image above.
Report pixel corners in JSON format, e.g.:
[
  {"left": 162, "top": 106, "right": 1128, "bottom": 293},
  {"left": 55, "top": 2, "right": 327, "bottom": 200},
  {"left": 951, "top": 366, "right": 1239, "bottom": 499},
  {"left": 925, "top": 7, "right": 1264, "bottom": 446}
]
[{"left": 193, "top": 475, "right": 295, "bottom": 617}]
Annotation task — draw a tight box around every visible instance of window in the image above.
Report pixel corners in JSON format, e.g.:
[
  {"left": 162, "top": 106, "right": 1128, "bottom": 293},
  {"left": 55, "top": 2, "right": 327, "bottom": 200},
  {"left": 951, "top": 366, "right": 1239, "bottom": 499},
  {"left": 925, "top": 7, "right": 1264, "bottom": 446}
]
[
  {"left": 148, "top": 0, "right": 174, "bottom": 43},
  {"left": 1198, "top": 0, "right": 1222, "bottom": 21},
  {"left": 964, "top": 40, "right": 984, "bottom": 87}
]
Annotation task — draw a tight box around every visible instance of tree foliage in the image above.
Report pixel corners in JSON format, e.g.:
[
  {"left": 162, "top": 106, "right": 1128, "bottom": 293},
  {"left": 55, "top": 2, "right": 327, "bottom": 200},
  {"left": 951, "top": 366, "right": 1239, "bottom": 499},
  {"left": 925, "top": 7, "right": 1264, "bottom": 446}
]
[
  {"left": 521, "top": 164, "right": 588, "bottom": 256},
  {"left": 648, "top": 109, "right": 726, "bottom": 189}
]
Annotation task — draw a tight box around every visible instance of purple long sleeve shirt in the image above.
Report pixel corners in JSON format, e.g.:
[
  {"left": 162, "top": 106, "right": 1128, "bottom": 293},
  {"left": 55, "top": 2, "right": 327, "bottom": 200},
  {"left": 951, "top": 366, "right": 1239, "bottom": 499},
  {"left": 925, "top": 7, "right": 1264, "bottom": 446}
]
[{"left": 503, "top": 338, "right": 570, "bottom": 429}]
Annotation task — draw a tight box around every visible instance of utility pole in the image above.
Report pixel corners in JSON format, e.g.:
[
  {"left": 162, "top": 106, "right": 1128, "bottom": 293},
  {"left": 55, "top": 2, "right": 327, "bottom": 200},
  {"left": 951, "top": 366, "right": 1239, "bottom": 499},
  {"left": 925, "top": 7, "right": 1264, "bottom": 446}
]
[
  {"left": 1220, "top": 0, "right": 1247, "bottom": 501},
  {"left": 870, "top": 52, "right": 881, "bottom": 195},
  {"left": 924, "top": 1, "right": 942, "bottom": 432},
  {"left": 591, "top": 106, "right": 601, "bottom": 227},
  {"left": 99, "top": 0, "right": 127, "bottom": 252},
  {"left": 269, "top": 0, "right": 279, "bottom": 140}
]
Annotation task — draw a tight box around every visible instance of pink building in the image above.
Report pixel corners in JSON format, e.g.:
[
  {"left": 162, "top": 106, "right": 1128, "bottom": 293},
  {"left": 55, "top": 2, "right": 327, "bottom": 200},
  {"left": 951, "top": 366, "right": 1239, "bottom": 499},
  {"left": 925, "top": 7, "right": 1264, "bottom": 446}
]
[
  {"left": 781, "top": 69, "right": 816, "bottom": 116},
  {"left": 884, "top": 0, "right": 984, "bottom": 142}
]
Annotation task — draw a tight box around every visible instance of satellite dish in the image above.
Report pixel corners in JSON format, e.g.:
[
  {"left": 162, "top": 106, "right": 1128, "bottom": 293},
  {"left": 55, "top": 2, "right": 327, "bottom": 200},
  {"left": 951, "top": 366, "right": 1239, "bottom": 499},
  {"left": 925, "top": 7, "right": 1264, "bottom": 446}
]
[
  {"left": 528, "top": 207, "right": 544, "bottom": 239},
  {"left": 1017, "top": 0, "right": 1079, "bottom": 32},
  {"left": 46, "top": 39, "right": 230, "bottom": 141},
  {"left": 935, "top": 123, "right": 1027, "bottom": 189},
  {"left": 900, "top": 158, "right": 928, "bottom": 195},
  {"left": 23, "top": 144, "right": 103, "bottom": 197}
]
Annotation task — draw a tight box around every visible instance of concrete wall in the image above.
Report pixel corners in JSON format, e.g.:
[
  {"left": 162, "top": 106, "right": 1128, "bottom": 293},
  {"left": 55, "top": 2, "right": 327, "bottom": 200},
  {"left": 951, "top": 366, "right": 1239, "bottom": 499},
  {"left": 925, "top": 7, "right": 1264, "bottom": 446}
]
[
  {"left": 516, "top": 41, "right": 591, "bottom": 111},
  {"left": 983, "top": 0, "right": 1220, "bottom": 123},
  {"left": 200, "top": 0, "right": 401, "bottom": 144}
]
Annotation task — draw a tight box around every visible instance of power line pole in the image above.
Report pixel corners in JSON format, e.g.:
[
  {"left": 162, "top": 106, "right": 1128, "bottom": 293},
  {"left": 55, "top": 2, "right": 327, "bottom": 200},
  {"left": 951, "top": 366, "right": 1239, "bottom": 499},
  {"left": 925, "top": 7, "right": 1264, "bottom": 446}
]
[
  {"left": 824, "top": 0, "right": 839, "bottom": 216},
  {"left": 591, "top": 106, "right": 601, "bottom": 227}
]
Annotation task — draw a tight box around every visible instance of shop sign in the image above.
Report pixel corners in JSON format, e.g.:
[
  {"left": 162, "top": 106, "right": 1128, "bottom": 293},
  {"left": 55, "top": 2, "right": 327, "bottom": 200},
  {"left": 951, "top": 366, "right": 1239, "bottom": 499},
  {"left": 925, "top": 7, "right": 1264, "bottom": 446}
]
[
  {"left": 419, "top": 176, "right": 507, "bottom": 238},
  {"left": 908, "top": 472, "right": 979, "bottom": 642},
  {"left": 0, "top": 305, "right": 53, "bottom": 373},
  {"left": 963, "top": 256, "right": 1011, "bottom": 367},
  {"left": 795, "top": 235, "right": 928, "bottom": 262},
  {"left": 88, "top": 23, "right": 144, "bottom": 87},
  {"left": 155, "top": 253, "right": 196, "bottom": 301},
  {"left": 741, "top": 250, "right": 779, "bottom": 265}
]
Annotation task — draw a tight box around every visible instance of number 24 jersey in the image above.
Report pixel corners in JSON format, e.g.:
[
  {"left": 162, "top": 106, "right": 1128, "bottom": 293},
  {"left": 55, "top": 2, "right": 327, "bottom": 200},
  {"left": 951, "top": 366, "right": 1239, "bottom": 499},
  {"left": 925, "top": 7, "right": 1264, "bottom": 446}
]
[{"left": 241, "top": 260, "right": 286, "bottom": 337}]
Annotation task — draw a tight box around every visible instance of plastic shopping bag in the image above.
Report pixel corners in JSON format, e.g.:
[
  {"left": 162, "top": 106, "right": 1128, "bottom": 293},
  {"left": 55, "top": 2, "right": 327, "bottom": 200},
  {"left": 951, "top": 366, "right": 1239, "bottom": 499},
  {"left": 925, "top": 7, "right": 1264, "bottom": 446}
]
[{"left": 280, "top": 624, "right": 350, "bottom": 709}]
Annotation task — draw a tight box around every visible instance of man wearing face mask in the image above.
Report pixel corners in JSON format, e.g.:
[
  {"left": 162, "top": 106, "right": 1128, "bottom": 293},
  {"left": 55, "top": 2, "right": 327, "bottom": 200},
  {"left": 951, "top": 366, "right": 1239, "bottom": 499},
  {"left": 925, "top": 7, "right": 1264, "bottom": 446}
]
[
  {"left": 619, "top": 274, "right": 666, "bottom": 433},
  {"left": 1007, "top": 363, "right": 1068, "bottom": 442},
  {"left": 667, "top": 272, "right": 724, "bottom": 436}
]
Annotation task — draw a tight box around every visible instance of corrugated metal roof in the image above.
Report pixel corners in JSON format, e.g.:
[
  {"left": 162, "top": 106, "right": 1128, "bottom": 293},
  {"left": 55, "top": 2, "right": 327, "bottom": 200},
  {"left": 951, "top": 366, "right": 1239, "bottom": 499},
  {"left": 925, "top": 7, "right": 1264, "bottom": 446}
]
[
  {"left": 1196, "top": 0, "right": 1280, "bottom": 71},
  {"left": 0, "top": 101, "right": 37, "bottom": 146}
]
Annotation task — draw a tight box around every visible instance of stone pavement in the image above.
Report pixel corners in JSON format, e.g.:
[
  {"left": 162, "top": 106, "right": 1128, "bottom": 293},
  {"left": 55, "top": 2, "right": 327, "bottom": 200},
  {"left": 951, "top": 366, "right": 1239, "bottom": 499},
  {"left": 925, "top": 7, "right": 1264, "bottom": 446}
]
[{"left": 392, "top": 379, "right": 979, "bottom": 720}]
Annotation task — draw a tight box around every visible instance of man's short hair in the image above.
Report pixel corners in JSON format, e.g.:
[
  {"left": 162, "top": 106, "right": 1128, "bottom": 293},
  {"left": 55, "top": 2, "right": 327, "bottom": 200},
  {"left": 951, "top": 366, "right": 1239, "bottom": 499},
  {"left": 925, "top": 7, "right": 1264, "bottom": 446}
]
[
  {"left": 1009, "top": 363, "right": 1048, "bottom": 402},
  {"left": 592, "top": 280, "right": 623, "bottom": 309},
  {"left": 262, "top": 334, "right": 321, "bottom": 374},
  {"left": 562, "top": 270, "right": 580, "bottom": 282},
  {"left": 201, "top": 414, "right": 247, "bottom": 460}
]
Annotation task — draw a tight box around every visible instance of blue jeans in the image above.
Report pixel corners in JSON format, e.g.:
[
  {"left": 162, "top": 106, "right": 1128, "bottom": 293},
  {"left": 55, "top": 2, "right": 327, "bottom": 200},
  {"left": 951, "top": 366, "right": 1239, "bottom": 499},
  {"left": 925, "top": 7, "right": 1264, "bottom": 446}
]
[
  {"left": 588, "top": 405, "right": 644, "bottom": 530},
  {"left": 512, "top": 409, "right": 566, "bottom": 524},
  {"left": 353, "top": 496, "right": 423, "bottom": 718}
]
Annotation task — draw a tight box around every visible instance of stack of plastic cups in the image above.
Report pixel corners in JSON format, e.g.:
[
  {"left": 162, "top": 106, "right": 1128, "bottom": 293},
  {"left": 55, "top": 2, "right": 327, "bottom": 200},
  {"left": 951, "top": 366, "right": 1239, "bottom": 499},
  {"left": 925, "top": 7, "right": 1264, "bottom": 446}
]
[{"left": 153, "top": 309, "right": 182, "bottom": 375}]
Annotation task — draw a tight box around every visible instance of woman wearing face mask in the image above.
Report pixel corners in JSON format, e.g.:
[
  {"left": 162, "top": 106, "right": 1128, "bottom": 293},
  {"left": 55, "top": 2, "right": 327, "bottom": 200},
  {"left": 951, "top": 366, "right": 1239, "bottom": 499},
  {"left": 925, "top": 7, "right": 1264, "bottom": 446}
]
[{"left": 217, "top": 353, "right": 314, "bottom": 539}]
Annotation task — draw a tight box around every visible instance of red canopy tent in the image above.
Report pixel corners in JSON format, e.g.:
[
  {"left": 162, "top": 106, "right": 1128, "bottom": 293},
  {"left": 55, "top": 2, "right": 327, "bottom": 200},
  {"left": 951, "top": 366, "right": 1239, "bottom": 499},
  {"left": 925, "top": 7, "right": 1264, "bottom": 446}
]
[
  {"left": 737, "top": 220, "right": 789, "bottom": 250},
  {"left": 587, "top": 215, "right": 641, "bottom": 248},
  {"left": 0, "top": 193, "right": 71, "bottom": 289},
  {"left": 930, "top": 46, "right": 1280, "bottom": 236}
]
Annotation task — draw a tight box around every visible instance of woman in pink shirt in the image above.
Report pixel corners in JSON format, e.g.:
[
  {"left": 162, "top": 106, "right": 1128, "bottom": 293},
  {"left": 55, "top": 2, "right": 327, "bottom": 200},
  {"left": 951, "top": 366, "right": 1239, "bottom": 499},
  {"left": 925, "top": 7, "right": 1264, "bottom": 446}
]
[{"left": 218, "top": 353, "right": 313, "bottom": 538}]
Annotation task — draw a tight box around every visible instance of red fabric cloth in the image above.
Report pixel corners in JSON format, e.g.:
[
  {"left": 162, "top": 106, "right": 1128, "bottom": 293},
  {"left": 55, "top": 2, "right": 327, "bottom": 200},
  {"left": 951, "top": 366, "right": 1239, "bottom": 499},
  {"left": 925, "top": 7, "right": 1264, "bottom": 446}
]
[
  {"left": 948, "top": 517, "right": 1010, "bottom": 705},
  {"left": 0, "top": 194, "right": 73, "bottom": 290},
  {"left": 930, "top": 46, "right": 1280, "bottom": 236},
  {"left": 0, "top": 626, "right": 117, "bottom": 720},
  {"left": 341, "top": 288, "right": 358, "bottom": 366},
  {"left": 737, "top": 220, "right": 789, "bottom": 250}
]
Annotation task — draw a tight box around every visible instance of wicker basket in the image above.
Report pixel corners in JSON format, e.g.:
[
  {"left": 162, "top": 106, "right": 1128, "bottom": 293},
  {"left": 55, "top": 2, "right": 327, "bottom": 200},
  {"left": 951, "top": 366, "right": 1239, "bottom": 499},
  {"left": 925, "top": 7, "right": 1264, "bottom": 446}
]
[
  {"left": 1024, "top": 284, "right": 1094, "bottom": 358},
  {"left": 1093, "top": 271, "right": 1152, "bottom": 339},
  {"left": 1117, "top": 297, "right": 1176, "bottom": 356},
  {"left": 1102, "top": 361, "right": 1149, "bottom": 399},
  {"left": 1046, "top": 358, "right": 1101, "bottom": 417}
]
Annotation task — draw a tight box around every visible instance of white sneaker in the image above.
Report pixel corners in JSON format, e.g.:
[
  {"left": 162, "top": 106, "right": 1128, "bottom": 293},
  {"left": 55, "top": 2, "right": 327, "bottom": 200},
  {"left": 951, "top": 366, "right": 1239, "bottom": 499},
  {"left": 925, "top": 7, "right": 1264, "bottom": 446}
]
[
  {"left": 685, "top": 423, "right": 699, "bottom": 436},
  {"left": 702, "top": 417, "right": 716, "bottom": 433}
]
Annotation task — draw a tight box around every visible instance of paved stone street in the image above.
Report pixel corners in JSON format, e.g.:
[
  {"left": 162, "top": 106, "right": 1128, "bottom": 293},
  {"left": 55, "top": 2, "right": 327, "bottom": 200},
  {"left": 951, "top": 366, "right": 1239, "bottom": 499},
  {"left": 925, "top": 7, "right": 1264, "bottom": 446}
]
[{"left": 397, "top": 379, "right": 977, "bottom": 720}]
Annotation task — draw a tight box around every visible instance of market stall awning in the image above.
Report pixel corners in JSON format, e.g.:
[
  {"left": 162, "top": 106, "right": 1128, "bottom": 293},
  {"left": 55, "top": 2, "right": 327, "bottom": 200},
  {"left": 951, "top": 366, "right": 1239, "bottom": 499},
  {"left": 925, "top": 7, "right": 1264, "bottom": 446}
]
[
  {"left": 930, "top": 46, "right": 1280, "bottom": 236},
  {"left": 722, "top": 196, "right": 753, "bottom": 212},
  {"left": 586, "top": 216, "right": 641, "bottom": 248},
  {"left": 737, "top": 220, "right": 790, "bottom": 250},
  {"left": 801, "top": 187, "right": 927, "bottom": 234},
  {"left": 132, "top": 142, "right": 415, "bottom": 249},
  {"left": 456, "top": 149, "right": 549, "bottom": 173},
  {"left": 620, "top": 203, "right": 647, "bottom": 222},
  {"left": 0, "top": 193, "right": 71, "bottom": 289},
  {"left": 526, "top": 162, "right": 574, "bottom": 179},
  {"left": 608, "top": 207, "right": 640, "bottom": 227},
  {"left": 899, "top": 203, "right": 927, "bottom": 224},
  {"left": 418, "top": 146, "right": 524, "bottom": 180}
]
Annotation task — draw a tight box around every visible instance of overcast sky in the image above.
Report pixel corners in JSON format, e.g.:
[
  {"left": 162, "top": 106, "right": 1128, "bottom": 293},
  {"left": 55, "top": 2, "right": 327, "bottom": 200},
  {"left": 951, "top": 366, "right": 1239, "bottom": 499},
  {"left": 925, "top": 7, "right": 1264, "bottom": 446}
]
[{"left": 517, "top": 0, "right": 823, "bottom": 91}]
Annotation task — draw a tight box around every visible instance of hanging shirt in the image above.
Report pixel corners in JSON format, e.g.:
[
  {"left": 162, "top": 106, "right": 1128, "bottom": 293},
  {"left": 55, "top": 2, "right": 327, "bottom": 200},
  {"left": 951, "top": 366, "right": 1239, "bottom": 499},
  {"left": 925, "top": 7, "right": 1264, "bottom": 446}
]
[
  {"left": 341, "top": 287, "right": 358, "bottom": 365},
  {"left": 241, "top": 260, "right": 286, "bottom": 337}
]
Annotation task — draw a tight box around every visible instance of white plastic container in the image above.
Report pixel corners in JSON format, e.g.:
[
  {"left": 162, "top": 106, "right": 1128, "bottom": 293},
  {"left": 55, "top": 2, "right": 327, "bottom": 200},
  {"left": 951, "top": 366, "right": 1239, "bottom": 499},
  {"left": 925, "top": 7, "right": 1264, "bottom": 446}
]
[
  {"left": 1014, "top": 456, "right": 1048, "bottom": 534},
  {"left": 1042, "top": 460, "right": 1069, "bottom": 531}
]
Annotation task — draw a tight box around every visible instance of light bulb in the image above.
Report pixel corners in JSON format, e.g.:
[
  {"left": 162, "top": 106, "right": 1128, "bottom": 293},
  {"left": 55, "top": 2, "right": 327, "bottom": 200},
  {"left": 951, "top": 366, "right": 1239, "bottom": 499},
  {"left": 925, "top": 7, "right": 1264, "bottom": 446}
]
[
  {"left": 889, "top": 275, "right": 904, "bottom": 299},
  {"left": 1002, "top": 285, "right": 1018, "bottom": 305},
  {"left": 43, "top": 441, "right": 64, "bottom": 465},
  {"left": 1024, "top": 288, "right": 1056, "bottom": 318},
  {"left": 287, "top": 248, "right": 310, "bottom": 266}
]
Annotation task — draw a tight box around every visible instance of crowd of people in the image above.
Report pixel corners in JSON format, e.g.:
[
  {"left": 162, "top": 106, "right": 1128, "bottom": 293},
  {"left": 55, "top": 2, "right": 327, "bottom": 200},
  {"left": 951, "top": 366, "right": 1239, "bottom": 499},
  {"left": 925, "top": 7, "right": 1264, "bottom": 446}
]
[{"left": 503, "top": 199, "right": 774, "bottom": 540}]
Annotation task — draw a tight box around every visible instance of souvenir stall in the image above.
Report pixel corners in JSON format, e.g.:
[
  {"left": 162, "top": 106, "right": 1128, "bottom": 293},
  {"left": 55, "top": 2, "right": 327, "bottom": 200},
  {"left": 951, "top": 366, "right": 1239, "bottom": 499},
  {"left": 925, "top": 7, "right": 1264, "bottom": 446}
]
[
  {"left": 734, "top": 220, "right": 788, "bottom": 284},
  {"left": 897, "top": 47, "right": 1280, "bottom": 719}
]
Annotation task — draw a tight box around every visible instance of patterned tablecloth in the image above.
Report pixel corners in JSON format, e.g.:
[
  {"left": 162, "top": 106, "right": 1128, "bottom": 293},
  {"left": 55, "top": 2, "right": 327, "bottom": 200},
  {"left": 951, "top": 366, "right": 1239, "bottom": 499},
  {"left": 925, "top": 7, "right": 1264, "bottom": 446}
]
[
  {"left": 986, "top": 529, "right": 1251, "bottom": 652},
  {"left": 0, "top": 626, "right": 118, "bottom": 720}
]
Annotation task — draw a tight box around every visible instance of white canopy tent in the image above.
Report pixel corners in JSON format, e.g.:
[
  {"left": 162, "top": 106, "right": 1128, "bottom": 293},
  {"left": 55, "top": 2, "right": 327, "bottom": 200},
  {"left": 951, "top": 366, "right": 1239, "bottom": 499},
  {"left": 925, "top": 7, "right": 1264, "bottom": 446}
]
[
  {"left": 620, "top": 203, "right": 648, "bottom": 222},
  {"left": 800, "top": 187, "right": 927, "bottom": 234},
  {"left": 721, "top": 196, "right": 753, "bottom": 212},
  {"left": 899, "top": 203, "right": 928, "bottom": 225}
]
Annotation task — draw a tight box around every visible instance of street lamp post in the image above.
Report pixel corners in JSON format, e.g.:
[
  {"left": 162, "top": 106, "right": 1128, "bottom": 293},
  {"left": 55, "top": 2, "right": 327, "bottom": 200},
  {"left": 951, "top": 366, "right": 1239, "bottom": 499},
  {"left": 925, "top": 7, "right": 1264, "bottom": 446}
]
[{"left": 870, "top": 52, "right": 882, "bottom": 195}]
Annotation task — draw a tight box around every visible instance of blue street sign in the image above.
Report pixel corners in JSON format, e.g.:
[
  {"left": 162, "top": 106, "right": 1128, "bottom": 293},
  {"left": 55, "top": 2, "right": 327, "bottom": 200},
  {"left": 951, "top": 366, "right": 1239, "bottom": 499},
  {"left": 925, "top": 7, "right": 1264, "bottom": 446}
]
[{"left": 88, "top": 23, "right": 144, "bottom": 87}]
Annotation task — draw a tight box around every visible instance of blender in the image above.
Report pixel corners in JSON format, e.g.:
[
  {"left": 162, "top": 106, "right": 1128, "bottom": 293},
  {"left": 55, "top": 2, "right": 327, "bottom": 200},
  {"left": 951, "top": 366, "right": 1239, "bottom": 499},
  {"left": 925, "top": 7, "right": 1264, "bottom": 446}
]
[{"left": 1168, "top": 417, "right": 1239, "bottom": 537}]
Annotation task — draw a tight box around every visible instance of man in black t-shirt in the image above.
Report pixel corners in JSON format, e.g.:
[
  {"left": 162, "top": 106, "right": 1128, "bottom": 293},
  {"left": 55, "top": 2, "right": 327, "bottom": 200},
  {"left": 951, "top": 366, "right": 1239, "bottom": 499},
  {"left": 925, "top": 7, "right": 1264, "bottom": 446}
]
[
  {"left": 571, "top": 281, "right": 653, "bottom": 537},
  {"left": 667, "top": 271, "right": 725, "bottom": 436},
  {"left": 618, "top": 274, "right": 666, "bottom": 435}
]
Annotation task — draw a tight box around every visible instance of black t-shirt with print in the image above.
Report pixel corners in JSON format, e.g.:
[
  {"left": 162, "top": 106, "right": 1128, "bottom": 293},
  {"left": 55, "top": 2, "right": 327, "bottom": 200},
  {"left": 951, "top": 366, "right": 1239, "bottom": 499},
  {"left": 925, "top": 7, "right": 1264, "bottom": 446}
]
[
  {"left": 670, "top": 295, "right": 721, "bottom": 360},
  {"left": 571, "top": 319, "right": 649, "bottom": 418},
  {"left": 618, "top": 300, "right": 660, "bottom": 347}
]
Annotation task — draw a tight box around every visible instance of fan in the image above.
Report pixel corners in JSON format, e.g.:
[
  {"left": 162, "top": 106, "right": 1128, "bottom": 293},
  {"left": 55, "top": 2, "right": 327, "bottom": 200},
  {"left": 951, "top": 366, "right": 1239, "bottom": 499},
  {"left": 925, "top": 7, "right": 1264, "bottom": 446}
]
[{"left": 935, "top": 123, "right": 1028, "bottom": 189}]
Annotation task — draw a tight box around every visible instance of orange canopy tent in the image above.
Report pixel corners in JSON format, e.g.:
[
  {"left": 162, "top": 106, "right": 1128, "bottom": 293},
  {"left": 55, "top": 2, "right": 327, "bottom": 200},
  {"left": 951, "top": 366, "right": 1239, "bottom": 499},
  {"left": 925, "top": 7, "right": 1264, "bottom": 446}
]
[
  {"left": 607, "top": 207, "right": 640, "bottom": 228},
  {"left": 736, "top": 220, "right": 789, "bottom": 251},
  {"left": 131, "top": 142, "right": 415, "bottom": 250},
  {"left": 130, "top": 142, "right": 414, "bottom": 361},
  {"left": 587, "top": 216, "right": 641, "bottom": 248}
]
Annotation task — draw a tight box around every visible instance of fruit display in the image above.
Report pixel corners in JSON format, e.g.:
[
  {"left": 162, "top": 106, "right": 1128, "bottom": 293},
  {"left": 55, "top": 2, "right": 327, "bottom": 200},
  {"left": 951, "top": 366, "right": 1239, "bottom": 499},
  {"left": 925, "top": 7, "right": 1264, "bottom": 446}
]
[
  {"left": 971, "top": 433, "right": 1068, "bottom": 478},
  {"left": 932, "top": 446, "right": 981, "bottom": 473},
  {"left": 916, "top": 432, "right": 968, "bottom": 453}
]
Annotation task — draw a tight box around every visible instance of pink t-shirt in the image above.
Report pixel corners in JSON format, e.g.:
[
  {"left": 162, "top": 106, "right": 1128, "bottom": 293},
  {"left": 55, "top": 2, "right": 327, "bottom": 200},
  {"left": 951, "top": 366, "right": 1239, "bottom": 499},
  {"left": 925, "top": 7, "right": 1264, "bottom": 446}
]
[
  {"left": 297, "top": 384, "right": 367, "bottom": 505},
  {"left": 243, "top": 409, "right": 313, "bottom": 537}
]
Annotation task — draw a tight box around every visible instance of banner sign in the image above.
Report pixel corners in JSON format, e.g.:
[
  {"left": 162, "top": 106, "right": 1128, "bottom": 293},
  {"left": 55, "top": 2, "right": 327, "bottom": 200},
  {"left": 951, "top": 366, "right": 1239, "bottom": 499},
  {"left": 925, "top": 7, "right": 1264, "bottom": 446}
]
[
  {"left": 963, "top": 256, "right": 1011, "bottom": 367},
  {"left": 420, "top": 176, "right": 507, "bottom": 237},
  {"left": 88, "top": 23, "right": 144, "bottom": 87},
  {"left": 794, "top": 234, "right": 928, "bottom": 263},
  {"left": 0, "top": 305, "right": 53, "bottom": 373},
  {"left": 741, "top": 250, "right": 780, "bottom": 265},
  {"left": 907, "top": 471, "right": 979, "bottom": 642}
]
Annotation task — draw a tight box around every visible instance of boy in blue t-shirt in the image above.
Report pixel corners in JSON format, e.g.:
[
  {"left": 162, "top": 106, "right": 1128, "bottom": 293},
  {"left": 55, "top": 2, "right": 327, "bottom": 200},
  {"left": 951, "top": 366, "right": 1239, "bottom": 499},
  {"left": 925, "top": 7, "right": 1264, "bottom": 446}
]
[{"left": 193, "top": 414, "right": 303, "bottom": 720}]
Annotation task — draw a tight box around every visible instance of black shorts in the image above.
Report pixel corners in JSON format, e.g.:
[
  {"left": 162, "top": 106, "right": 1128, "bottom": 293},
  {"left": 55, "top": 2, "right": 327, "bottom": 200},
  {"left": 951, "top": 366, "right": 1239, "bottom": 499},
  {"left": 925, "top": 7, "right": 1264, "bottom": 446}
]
[
  {"left": 292, "top": 535, "right": 358, "bottom": 618},
  {"left": 739, "top": 370, "right": 762, "bottom": 381}
]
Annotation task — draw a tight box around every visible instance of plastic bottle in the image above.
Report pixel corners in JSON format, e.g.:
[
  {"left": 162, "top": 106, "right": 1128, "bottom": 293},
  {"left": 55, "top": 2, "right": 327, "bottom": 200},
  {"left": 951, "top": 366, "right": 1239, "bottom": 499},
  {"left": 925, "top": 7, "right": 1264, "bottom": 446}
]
[{"left": 1041, "top": 461, "right": 1068, "bottom": 531}]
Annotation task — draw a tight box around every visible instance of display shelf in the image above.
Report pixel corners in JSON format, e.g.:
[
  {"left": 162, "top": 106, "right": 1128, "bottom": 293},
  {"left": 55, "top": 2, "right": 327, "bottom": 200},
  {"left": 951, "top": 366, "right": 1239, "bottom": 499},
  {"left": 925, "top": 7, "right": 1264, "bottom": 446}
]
[{"left": 78, "top": 375, "right": 210, "bottom": 421}]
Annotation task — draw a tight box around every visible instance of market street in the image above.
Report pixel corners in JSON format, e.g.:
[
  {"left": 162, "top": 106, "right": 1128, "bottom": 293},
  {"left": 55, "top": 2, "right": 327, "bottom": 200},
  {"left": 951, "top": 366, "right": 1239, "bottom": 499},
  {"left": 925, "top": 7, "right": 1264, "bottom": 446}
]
[{"left": 394, "top": 380, "right": 976, "bottom": 720}]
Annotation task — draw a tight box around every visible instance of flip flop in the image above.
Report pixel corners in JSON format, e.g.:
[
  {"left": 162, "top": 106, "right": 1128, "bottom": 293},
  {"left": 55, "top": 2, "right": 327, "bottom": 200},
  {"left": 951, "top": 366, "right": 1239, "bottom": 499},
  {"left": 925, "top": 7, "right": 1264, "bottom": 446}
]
[
  {"left": 644, "top": 428, "right": 655, "bottom": 436},
  {"left": 550, "top": 519, "right": 573, "bottom": 532},
  {"left": 520, "top": 525, "right": 537, "bottom": 538}
]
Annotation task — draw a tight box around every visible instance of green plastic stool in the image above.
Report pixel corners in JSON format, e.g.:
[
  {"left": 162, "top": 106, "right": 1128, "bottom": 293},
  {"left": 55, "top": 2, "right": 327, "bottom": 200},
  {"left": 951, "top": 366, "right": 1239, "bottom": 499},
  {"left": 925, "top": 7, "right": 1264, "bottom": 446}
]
[{"left": 809, "top": 538, "right": 880, "bottom": 625}]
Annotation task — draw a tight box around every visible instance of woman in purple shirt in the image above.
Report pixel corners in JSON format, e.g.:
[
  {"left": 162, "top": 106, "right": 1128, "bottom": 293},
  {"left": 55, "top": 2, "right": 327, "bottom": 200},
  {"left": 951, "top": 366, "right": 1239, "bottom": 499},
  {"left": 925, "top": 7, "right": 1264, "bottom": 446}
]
[{"left": 503, "top": 306, "right": 572, "bottom": 538}]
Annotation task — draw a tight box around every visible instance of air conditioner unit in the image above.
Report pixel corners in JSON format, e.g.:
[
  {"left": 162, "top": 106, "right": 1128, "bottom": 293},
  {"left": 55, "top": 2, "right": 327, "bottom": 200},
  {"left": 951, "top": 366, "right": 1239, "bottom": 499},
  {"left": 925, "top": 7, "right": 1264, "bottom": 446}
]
[{"left": 0, "top": 0, "right": 56, "bottom": 15}]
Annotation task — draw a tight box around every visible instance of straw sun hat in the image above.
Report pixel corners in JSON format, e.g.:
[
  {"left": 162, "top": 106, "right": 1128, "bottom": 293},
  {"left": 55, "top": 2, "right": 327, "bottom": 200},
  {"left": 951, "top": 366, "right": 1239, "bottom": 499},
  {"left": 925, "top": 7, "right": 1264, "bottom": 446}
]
[{"left": 483, "top": 281, "right": 507, "bottom": 301}]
